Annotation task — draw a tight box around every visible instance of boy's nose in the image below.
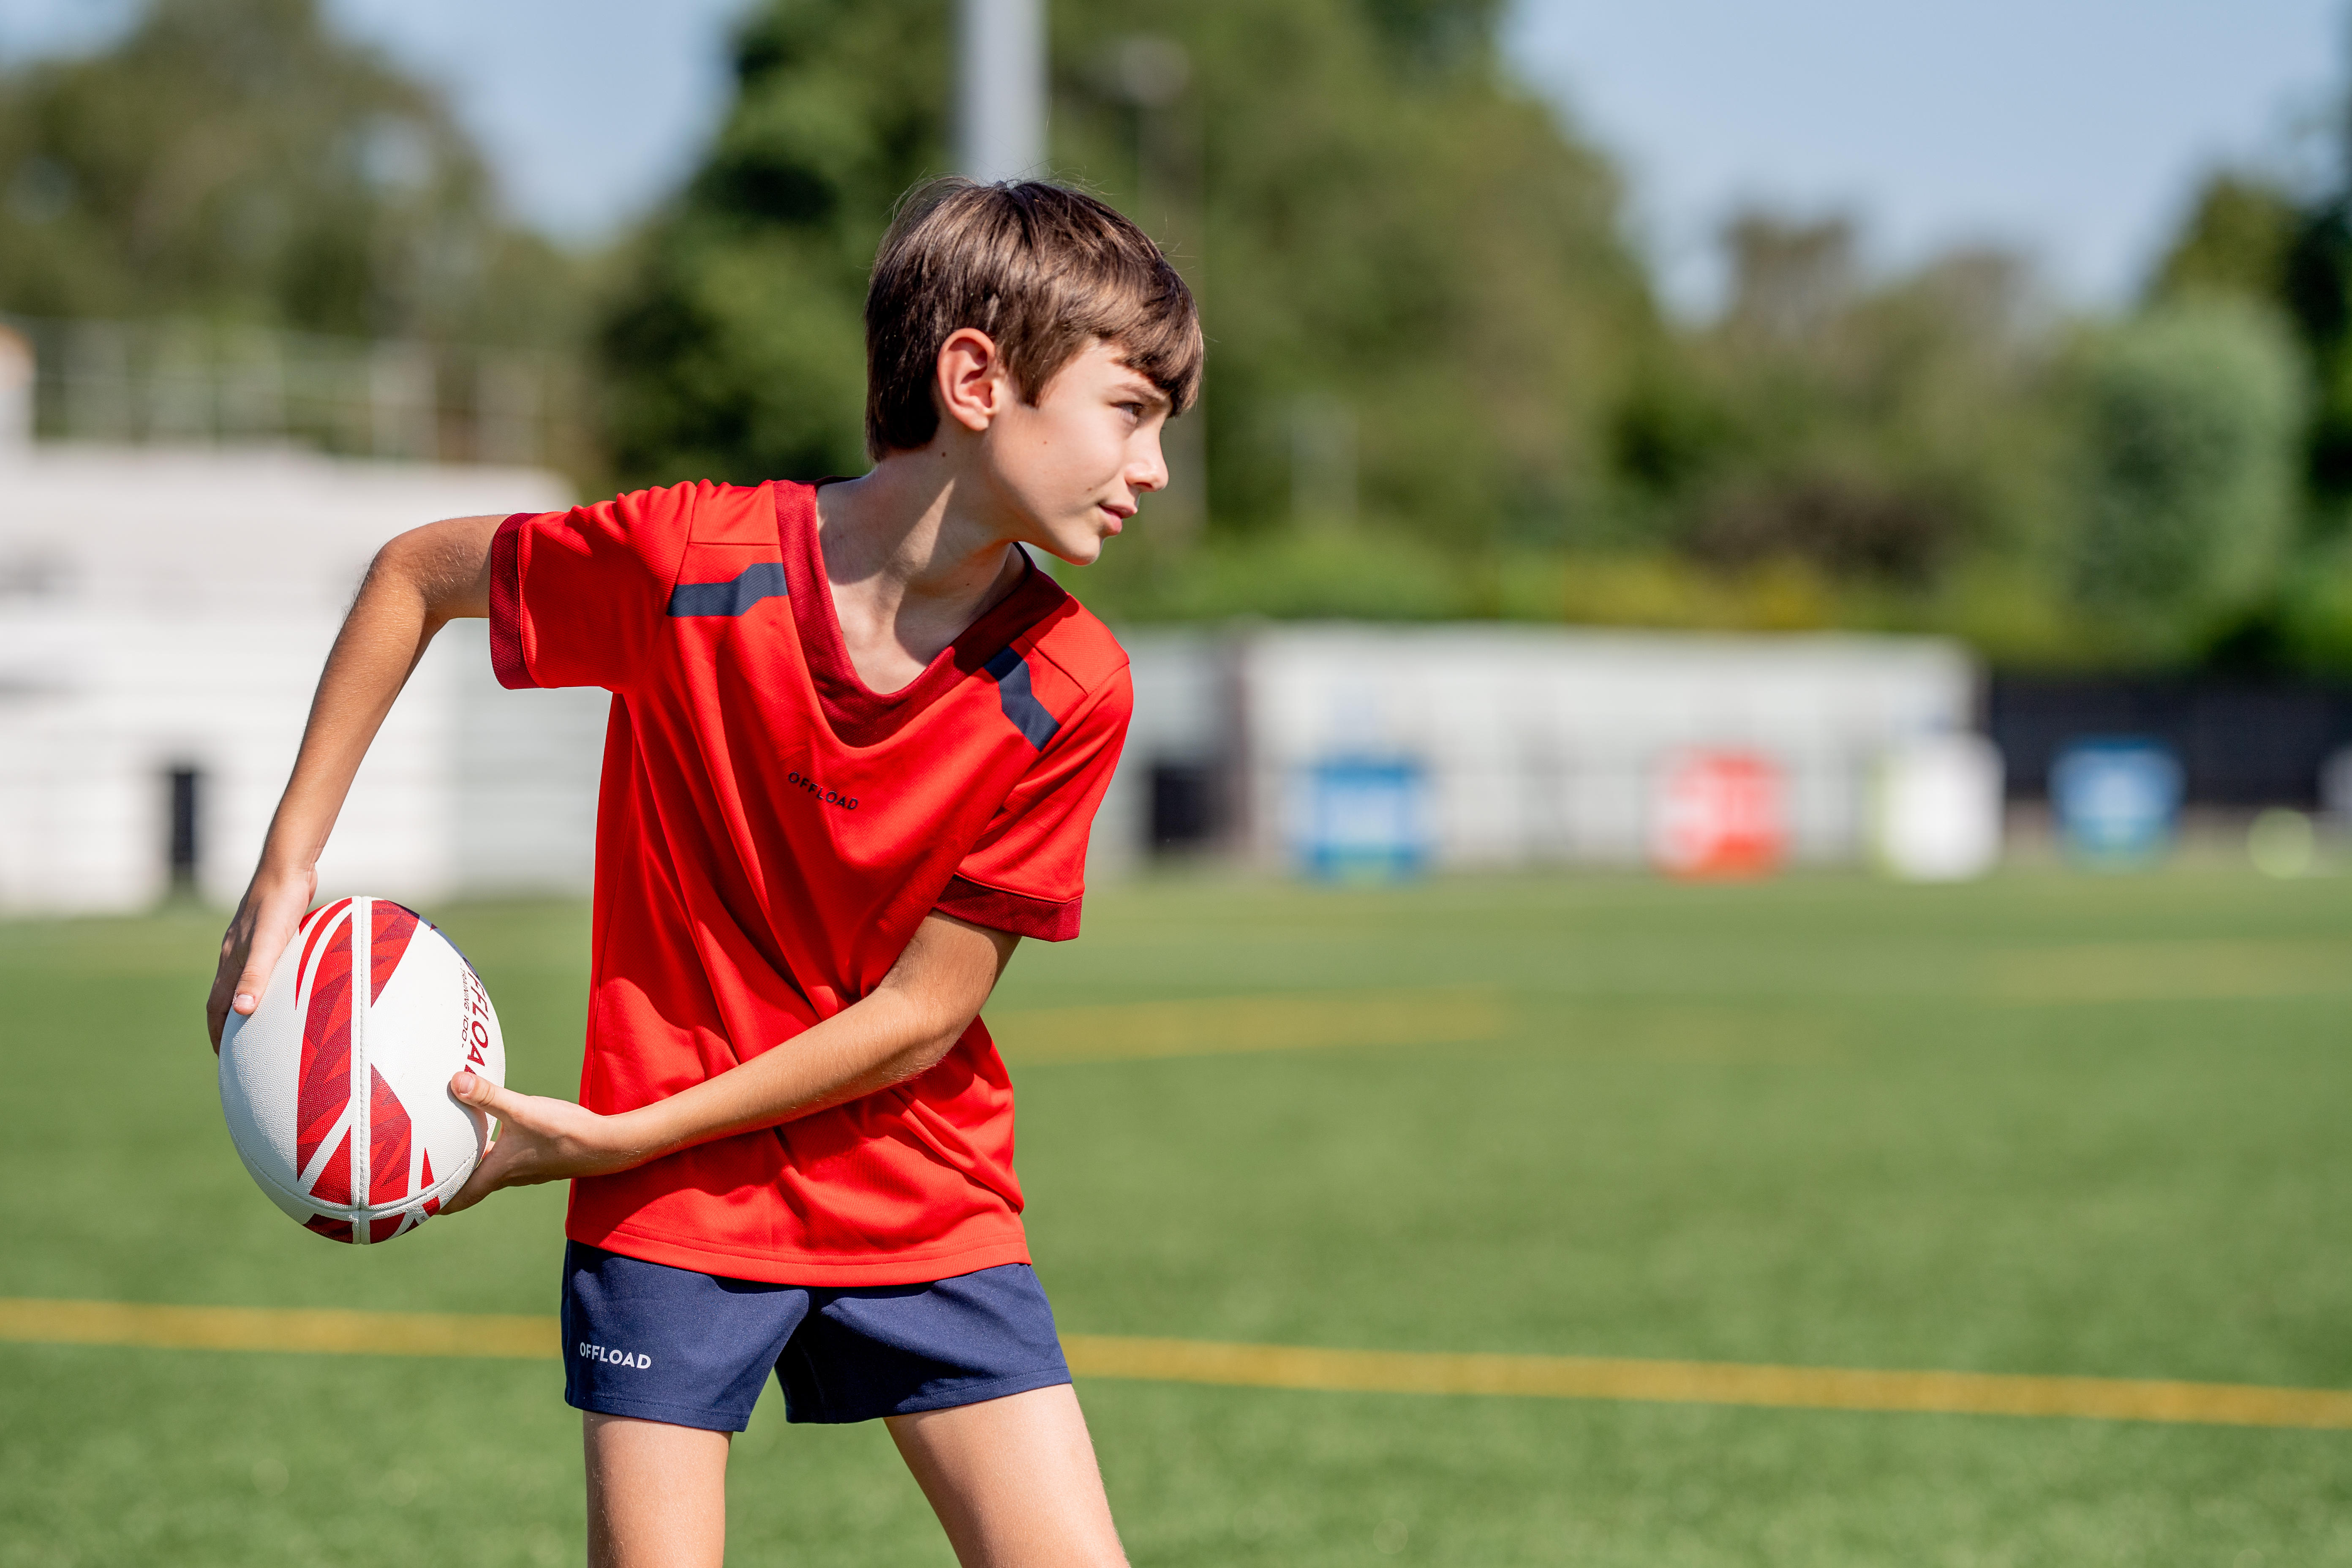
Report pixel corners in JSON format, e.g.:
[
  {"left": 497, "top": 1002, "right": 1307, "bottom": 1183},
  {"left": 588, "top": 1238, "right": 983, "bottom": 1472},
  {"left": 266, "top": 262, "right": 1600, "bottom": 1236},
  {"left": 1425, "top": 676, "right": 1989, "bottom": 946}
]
[{"left": 1131, "top": 437, "right": 1170, "bottom": 493}]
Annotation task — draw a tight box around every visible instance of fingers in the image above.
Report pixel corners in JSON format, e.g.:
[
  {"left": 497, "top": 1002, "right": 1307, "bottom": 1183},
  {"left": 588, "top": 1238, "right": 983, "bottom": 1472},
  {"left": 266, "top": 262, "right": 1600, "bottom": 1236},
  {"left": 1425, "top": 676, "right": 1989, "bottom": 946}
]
[
  {"left": 205, "top": 870, "right": 315, "bottom": 1052},
  {"left": 439, "top": 1075, "right": 507, "bottom": 1216},
  {"left": 437, "top": 1071, "right": 518, "bottom": 1217},
  {"left": 207, "top": 963, "right": 260, "bottom": 1055},
  {"left": 436, "top": 1079, "right": 653, "bottom": 1221},
  {"left": 438, "top": 1153, "right": 504, "bottom": 1216},
  {"left": 231, "top": 960, "right": 270, "bottom": 1015},
  {"left": 204, "top": 952, "right": 270, "bottom": 1052},
  {"left": 207, "top": 919, "right": 253, "bottom": 1053},
  {"left": 232, "top": 896, "right": 308, "bottom": 1013},
  {"left": 205, "top": 961, "right": 268, "bottom": 1053},
  {"left": 450, "top": 1068, "right": 518, "bottom": 1121}
]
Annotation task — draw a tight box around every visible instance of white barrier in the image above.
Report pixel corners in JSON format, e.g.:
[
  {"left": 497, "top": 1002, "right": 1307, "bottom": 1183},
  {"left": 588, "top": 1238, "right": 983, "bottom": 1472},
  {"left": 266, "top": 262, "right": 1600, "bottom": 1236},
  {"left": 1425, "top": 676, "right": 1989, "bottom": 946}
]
[
  {"left": 1871, "top": 734, "right": 2004, "bottom": 881},
  {"left": 1110, "top": 624, "right": 1981, "bottom": 871}
]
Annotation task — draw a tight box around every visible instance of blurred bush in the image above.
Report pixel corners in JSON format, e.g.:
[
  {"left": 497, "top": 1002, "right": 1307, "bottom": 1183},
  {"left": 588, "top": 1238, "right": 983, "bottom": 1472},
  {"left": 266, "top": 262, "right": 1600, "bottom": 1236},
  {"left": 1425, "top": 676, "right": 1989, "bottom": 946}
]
[
  {"left": 1603, "top": 220, "right": 2063, "bottom": 596},
  {"left": 0, "top": 0, "right": 582, "bottom": 349},
  {"left": 2063, "top": 301, "right": 2303, "bottom": 654},
  {"left": 2128, "top": 129, "right": 2352, "bottom": 673}
]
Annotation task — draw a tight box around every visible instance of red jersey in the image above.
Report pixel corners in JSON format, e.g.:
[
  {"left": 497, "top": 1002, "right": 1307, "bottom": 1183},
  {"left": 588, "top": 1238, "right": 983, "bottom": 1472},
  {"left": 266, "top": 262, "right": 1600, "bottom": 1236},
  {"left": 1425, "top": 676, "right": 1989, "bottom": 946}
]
[{"left": 488, "top": 479, "right": 1131, "bottom": 1285}]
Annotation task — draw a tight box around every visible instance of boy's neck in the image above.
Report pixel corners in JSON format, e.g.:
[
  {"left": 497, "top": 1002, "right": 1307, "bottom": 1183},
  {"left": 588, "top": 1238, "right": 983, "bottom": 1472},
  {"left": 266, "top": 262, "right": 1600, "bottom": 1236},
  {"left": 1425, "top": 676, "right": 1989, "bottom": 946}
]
[{"left": 811, "top": 457, "right": 1029, "bottom": 694}]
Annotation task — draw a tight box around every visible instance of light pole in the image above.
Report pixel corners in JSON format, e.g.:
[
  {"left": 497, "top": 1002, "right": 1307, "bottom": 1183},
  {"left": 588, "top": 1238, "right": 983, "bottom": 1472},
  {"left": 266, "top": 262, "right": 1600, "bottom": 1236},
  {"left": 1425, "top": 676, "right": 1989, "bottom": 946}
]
[
  {"left": 1107, "top": 35, "right": 1205, "bottom": 548},
  {"left": 957, "top": 0, "right": 1046, "bottom": 182}
]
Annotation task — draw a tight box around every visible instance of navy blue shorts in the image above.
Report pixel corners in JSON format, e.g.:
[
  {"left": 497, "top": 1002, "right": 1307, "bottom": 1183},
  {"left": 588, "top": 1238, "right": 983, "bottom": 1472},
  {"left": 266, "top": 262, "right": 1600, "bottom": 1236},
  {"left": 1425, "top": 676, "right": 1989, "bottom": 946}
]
[{"left": 559, "top": 1243, "right": 1073, "bottom": 1432}]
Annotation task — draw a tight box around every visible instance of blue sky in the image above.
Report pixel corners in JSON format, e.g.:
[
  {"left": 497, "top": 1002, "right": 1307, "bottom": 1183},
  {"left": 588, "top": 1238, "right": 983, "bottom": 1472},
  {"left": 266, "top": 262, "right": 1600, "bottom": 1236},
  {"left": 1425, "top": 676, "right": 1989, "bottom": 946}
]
[
  {"left": 0, "top": 0, "right": 2341, "bottom": 311},
  {"left": 1508, "top": 0, "right": 2344, "bottom": 309}
]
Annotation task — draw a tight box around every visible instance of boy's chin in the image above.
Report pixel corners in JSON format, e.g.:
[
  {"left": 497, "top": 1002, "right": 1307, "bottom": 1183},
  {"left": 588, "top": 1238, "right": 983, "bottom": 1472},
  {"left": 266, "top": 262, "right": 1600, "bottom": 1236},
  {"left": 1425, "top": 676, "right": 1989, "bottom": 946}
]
[{"left": 1034, "top": 534, "right": 1102, "bottom": 568}]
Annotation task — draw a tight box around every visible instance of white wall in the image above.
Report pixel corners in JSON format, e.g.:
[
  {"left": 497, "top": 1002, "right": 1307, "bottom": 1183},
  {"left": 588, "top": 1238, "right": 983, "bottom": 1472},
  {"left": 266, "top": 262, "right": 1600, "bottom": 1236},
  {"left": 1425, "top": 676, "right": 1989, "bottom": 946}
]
[
  {"left": 445, "top": 619, "right": 610, "bottom": 898},
  {"left": 0, "top": 445, "right": 574, "bottom": 914}
]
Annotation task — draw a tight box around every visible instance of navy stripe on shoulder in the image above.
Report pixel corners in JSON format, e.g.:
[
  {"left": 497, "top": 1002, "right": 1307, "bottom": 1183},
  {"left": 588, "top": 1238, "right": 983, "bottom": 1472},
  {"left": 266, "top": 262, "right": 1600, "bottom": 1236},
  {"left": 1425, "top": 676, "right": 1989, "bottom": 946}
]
[
  {"left": 983, "top": 645, "right": 1061, "bottom": 749},
  {"left": 668, "top": 561, "right": 787, "bottom": 617}
]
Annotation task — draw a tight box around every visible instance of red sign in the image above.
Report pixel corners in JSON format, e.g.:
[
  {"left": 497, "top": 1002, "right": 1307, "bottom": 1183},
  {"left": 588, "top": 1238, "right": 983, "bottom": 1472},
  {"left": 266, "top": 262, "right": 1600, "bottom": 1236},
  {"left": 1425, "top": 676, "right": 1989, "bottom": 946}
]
[{"left": 1652, "top": 750, "right": 1786, "bottom": 879}]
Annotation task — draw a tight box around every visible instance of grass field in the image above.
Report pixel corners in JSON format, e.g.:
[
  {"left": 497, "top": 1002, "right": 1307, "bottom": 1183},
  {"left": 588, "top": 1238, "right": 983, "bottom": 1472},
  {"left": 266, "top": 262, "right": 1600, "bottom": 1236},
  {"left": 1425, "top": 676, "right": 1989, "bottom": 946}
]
[{"left": 4, "top": 864, "right": 2352, "bottom": 1565}]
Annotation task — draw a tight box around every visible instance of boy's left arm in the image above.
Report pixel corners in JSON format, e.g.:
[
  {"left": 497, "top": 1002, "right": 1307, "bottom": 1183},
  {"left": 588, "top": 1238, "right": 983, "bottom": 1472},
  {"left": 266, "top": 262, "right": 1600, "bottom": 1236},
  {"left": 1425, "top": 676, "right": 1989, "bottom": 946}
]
[{"left": 440, "top": 911, "right": 1018, "bottom": 1213}]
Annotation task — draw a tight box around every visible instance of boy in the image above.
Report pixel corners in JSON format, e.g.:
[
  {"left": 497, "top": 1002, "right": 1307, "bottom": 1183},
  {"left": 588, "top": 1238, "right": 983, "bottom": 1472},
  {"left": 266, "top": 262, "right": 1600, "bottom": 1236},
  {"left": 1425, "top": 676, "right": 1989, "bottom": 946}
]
[{"left": 205, "top": 178, "right": 1200, "bottom": 1568}]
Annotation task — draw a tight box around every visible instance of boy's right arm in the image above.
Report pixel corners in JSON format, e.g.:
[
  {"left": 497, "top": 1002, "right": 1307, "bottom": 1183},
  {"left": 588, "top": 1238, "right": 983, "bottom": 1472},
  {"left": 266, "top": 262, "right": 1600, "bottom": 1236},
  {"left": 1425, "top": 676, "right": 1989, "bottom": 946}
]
[{"left": 205, "top": 514, "right": 505, "bottom": 1050}]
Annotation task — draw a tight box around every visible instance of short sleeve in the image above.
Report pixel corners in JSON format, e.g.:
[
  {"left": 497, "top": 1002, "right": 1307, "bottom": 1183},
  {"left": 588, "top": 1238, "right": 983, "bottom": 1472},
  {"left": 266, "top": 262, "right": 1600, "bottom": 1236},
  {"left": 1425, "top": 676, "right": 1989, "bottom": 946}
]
[
  {"left": 490, "top": 485, "right": 699, "bottom": 692},
  {"left": 934, "top": 667, "right": 1133, "bottom": 941}
]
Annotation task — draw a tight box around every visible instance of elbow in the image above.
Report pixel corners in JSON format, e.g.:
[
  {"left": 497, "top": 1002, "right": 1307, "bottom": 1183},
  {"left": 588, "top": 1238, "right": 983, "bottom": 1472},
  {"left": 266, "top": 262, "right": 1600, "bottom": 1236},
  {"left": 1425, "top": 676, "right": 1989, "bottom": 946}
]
[
  {"left": 361, "top": 531, "right": 434, "bottom": 610},
  {"left": 368, "top": 518, "right": 493, "bottom": 624},
  {"left": 896, "top": 1000, "right": 980, "bottom": 1079},
  {"left": 920, "top": 1011, "right": 980, "bottom": 1070},
  {"left": 373, "top": 525, "right": 434, "bottom": 579}
]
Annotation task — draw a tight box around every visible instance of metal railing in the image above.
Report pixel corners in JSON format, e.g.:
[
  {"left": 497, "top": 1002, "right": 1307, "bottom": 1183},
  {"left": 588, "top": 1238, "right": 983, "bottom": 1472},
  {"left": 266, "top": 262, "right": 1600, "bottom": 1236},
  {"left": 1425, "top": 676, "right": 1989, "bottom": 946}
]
[{"left": 0, "top": 314, "right": 579, "bottom": 468}]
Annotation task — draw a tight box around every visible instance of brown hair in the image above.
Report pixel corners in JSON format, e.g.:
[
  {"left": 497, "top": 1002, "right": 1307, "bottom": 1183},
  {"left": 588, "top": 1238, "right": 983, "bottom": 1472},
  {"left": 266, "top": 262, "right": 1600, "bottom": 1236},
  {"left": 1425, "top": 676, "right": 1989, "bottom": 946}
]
[{"left": 864, "top": 177, "right": 1202, "bottom": 458}]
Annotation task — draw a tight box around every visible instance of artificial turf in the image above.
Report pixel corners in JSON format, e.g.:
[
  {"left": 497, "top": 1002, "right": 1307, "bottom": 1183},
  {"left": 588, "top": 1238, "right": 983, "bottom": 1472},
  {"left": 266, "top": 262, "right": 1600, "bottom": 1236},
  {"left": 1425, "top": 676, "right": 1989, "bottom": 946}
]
[{"left": 2, "top": 864, "right": 2349, "bottom": 1565}]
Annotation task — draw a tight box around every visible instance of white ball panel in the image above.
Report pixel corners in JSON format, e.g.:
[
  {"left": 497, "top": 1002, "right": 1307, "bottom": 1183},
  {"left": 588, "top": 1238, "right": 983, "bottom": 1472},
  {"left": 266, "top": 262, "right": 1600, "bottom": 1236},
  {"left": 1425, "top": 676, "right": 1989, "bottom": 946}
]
[{"left": 227, "top": 1125, "right": 326, "bottom": 1225}]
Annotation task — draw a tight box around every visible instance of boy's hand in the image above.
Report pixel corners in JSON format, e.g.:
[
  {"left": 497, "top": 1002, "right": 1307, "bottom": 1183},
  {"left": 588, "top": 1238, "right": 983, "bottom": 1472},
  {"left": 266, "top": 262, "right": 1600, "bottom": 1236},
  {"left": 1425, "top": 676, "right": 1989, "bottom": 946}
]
[
  {"left": 438, "top": 1071, "right": 658, "bottom": 1215},
  {"left": 207, "top": 865, "right": 319, "bottom": 1053}
]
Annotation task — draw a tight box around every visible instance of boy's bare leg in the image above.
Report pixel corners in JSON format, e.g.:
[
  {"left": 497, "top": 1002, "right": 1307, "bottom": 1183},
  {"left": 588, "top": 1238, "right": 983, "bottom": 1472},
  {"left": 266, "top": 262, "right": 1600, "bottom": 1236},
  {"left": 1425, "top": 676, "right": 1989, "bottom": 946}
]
[
  {"left": 886, "top": 1384, "right": 1128, "bottom": 1568},
  {"left": 584, "top": 1413, "right": 731, "bottom": 1568}
]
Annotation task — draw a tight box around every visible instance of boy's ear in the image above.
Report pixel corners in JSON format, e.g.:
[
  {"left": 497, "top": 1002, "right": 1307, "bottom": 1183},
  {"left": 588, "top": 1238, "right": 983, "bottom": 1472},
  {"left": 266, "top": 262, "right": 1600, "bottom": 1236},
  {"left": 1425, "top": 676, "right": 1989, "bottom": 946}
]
[{"left": 936, "top": 328, "right": 1007, "bottom": 435}]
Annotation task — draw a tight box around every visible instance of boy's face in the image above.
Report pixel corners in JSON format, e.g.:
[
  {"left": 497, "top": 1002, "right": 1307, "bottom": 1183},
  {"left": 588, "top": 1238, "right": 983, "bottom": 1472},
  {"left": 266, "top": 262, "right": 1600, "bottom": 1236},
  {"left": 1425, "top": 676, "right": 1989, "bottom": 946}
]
[{"left": 981, "top": 338, "right": 1171, "bottom": 566}]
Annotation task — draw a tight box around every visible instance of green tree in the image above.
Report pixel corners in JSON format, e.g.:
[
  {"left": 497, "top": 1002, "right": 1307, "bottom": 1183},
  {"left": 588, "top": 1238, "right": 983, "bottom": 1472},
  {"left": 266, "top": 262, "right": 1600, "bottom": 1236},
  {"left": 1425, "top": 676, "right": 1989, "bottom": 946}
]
[
  {"left": 599, "top": 0, "right": 947, "bottom": 490},
  {"left": 2065, "top": 300, "right": 2304, "bottom": 648},
  {"left": 1052, "top": 0, "right": 1653, "bottom": 552},
  {"left": 0, "top": 0, "right": 572, "bottom": 348},
  {"left": 2148, "top": 172, "right": 2299, "bottom": 308},
  {"left": 598, "top": 0, "right": 1657, "bottom": 564},
  {"left": 2141, "top": 93, "right": 2352, "bottom": 536},
  {"left": 1609, "top": 212, "right": 2066, "bottom": 593}
]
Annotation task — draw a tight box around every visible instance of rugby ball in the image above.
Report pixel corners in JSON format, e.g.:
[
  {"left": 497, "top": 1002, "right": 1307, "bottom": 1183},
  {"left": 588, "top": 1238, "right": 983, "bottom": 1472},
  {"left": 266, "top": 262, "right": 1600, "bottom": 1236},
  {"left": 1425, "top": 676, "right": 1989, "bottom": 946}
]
[{"left": 219, "top": 897, "right": 504, "bottom": 1244}]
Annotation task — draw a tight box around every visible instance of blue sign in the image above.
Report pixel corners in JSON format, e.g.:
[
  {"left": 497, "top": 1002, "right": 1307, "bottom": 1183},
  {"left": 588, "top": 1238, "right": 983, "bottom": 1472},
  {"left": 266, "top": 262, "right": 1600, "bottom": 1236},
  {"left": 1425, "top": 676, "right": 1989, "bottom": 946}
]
[
  {"left": 1294, "top": 759, "right": 1431, "bottom": 880},
  {"left": 2051, "top": 738, "right": 2182, "bottom": 864}
]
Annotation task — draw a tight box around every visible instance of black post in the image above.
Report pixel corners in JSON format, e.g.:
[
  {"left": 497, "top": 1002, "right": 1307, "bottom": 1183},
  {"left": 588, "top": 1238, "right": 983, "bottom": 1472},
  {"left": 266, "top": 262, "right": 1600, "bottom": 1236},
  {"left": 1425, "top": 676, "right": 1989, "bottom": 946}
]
[{"left": 168, "top": 766, "right": 200, "bottom": 893}]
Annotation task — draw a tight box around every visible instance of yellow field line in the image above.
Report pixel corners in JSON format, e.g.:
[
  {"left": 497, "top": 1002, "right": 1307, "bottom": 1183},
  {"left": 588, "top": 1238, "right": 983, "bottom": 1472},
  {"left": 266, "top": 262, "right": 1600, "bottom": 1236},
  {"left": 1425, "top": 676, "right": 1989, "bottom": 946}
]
[
  {"left": 1057, "top": 1336, "right": 2352, "bottom": 1431},
  {"left": 4, "top": 1298, "right": 2348, "bottom": 1431},
  {"left": 989, "top": 987, "right": 1507, "bottom": 1064},
  {"left": 0, "top": 1298, "right": 551, "bottom": 1359}
]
